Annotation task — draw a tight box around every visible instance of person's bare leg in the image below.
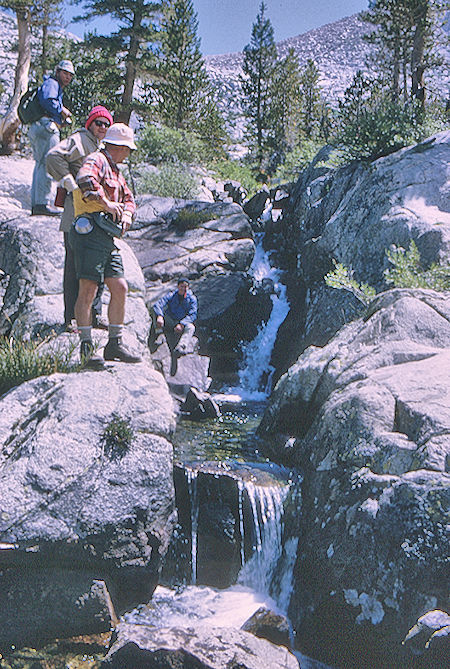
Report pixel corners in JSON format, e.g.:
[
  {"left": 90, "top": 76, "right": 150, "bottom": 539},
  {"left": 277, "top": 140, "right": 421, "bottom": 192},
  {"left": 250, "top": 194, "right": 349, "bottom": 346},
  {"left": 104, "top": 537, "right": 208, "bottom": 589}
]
[
  {"left": 103, "top": 277, "right": 141, "bottom": 363},
  {"left": 74, "top": 279, "right": 98, "bottom": 326},
  {"left": 105, "top": 277, "right": 127, "bottom": 325},
  {"left": 75, "top": 278, "right": 103, "bottom": 365}
]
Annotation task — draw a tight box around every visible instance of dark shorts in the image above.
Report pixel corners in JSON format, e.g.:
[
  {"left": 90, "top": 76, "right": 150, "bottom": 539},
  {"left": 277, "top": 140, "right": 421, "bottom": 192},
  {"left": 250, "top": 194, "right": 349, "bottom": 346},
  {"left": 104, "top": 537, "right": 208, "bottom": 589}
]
[{"left": 69, "top": 224, "right": 124, "bottom": 283}]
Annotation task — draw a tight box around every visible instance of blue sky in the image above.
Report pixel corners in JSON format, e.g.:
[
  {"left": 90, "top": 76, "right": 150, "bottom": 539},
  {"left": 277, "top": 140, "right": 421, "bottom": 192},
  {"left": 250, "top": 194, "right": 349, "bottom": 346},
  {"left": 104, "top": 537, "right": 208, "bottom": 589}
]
[{"left": 67, "top": 0, "right": 369, "bottom": 56}]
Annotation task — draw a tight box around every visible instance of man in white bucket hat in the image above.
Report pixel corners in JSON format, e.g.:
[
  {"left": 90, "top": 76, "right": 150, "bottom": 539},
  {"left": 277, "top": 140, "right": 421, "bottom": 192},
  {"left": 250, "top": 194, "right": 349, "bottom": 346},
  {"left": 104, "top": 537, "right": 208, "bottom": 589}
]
[{"left": 70, "top": 122, "right": 141, "bottom": 365}]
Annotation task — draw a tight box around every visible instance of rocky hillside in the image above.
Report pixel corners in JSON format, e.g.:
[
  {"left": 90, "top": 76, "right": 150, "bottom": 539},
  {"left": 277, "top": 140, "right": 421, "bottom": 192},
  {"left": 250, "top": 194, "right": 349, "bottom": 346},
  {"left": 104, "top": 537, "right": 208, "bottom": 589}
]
[{"left": 206, "top": 14, "right": 372, "bottom": 111}]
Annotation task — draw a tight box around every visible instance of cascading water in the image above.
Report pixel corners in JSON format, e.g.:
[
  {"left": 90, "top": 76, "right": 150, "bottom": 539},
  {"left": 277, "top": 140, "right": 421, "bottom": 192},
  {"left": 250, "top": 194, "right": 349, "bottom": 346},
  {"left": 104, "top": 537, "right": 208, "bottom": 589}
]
[
  {"left": 186, "top": 469, "right": 199, "bottom": 584},
  {"left": 235, "top": 233, "right": 290, "bottom": 400}
]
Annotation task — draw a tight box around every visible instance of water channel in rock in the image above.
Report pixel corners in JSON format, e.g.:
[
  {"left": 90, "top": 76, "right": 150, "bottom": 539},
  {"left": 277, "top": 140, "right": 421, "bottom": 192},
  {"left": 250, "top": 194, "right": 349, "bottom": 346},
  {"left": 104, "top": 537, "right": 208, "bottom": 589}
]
[{"left": 124, "top": 235, "right": 331, "bottom": 667}]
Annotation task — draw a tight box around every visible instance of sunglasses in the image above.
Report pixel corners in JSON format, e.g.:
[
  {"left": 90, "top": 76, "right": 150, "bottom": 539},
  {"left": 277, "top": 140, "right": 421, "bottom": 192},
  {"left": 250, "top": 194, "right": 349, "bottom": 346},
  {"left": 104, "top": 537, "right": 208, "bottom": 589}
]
[{"left": 94, "top": 120, "right": 110, "bottom": 128}]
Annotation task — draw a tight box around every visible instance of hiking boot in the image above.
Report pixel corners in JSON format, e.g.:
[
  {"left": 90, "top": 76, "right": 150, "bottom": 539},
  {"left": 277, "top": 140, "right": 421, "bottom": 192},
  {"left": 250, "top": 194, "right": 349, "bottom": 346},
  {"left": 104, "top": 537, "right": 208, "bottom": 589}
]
[
  {"left": 103, "top": 337, "right": 142, "bottom": 363},
  {"left": 31, "top": 204, "right": 61, "bottom": 217},
  {"left": 80, "top": 340, "right": 105, "bottom": 369}
]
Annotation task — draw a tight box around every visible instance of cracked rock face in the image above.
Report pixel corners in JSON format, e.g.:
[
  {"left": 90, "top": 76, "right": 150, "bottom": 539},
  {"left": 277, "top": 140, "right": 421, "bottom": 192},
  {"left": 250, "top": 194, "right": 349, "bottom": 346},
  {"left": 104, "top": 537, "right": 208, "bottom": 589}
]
[{"left": 259, "top": 289, "right": 450, "bottom": 667}]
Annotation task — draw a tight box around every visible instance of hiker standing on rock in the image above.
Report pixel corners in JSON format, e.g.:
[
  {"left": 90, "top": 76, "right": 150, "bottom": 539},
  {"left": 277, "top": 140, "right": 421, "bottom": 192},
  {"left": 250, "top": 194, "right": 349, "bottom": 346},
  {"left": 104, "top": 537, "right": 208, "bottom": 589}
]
[
  {"left": 46, "top": 105, "right": 114, "bottom": 331},
  {"left": 29, "top": 60, "right": 75, "bottom": 216},
  {"left": 70, "top": 122, "right": 141, "bottom": 365},
  {"left": 153, "top": 278, "right": 197, "bottom": 357}
]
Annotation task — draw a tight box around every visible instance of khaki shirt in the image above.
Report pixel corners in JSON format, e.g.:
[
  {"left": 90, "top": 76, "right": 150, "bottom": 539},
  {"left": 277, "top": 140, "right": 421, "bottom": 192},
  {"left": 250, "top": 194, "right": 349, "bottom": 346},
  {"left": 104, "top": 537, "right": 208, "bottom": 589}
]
[{"left": 46, "top": 128, "right": 100, "bottom": 232}]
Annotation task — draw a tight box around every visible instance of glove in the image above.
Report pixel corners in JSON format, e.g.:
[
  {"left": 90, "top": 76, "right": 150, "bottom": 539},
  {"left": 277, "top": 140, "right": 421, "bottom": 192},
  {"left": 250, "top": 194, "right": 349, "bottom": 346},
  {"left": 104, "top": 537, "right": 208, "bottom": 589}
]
[{"left": 60, "top": 174, "right": 77, "bottom": 193}]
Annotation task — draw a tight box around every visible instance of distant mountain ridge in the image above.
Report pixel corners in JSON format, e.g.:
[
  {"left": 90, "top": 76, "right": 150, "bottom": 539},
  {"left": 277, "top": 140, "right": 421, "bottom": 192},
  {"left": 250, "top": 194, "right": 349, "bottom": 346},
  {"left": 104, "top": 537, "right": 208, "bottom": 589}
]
[
  {"left": 206, "top": 14, "right": 373, "bottom": 104},
  {"left": 206, "top": 12, "right": 449, "bottom": 109}
]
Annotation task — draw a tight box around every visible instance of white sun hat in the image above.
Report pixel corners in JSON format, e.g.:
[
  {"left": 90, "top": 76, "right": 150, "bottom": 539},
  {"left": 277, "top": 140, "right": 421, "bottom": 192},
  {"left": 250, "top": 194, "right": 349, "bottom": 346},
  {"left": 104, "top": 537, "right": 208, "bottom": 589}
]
[{"left": 104, "top": 123, "right": 137, "bottom": 150}]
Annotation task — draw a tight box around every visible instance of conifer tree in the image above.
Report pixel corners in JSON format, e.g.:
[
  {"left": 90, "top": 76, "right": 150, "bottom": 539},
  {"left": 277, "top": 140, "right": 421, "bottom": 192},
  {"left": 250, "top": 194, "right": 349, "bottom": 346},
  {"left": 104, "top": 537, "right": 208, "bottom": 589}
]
[
  {"left": 64, "top": 34, "right": 123, "bottom": 126},
  {"left": 268, "top": 48, "right": 302, "bottom": 169},
  {"left": 154, "top": 0, "right": 209, "bottom": 129},
  {"left": 72, "top": 0, "right": 161, "bottom": 122},
  {"left": 240, "top": 1, "right": 277, "bottom": 173},
  {"left": 361, "top": 0, "right": 447, "bottom": 104},
  {"left": 31, "top": 0, "right": 64, "bottom": 81},
  {"left": 299, "top": 58, "right": 323, "bottom": 138}
]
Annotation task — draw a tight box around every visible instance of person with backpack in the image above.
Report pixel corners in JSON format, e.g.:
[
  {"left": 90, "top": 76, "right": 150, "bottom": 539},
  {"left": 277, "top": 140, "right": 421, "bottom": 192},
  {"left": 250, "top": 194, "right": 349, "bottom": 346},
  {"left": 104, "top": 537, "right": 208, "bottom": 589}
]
[
  {"left": 46, "top": 105, "right": 114, "bottom": 331},
  {"left": 28, "top": 59, "right": 75, "bottom": 216}
]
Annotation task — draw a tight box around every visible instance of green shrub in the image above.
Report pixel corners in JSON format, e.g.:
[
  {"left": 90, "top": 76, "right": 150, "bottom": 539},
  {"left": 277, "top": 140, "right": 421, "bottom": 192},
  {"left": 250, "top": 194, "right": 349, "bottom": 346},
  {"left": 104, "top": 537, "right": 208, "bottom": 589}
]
[
  {"left": 138, "top": 124, "right": 207, "bottom": 165},
  {"left": 384, "top": 241, "right": 450, "bottom": 291},
  {"left": 208, "top": 158, "right": 260, "bottom": 197},
  {"left": 325, "top": 260, "right": 376, "bottom": 306},
  {"left": 172, "top": 207, "right": 219, "bottom": 231},
  {"left": 101, "top": 413, "right": 134, "bottom": 460},
  {"left": 325, "top": 241, "right": 450, "bottom": 307},
  {"left": 0, "top": 336, "right": 79, "bottom": 396},
  {"left": 335, "top": 72, "right": 427, "bottom": 161},
  {"left": 137, "top": 163, "right": 199, "bottom": 199}
]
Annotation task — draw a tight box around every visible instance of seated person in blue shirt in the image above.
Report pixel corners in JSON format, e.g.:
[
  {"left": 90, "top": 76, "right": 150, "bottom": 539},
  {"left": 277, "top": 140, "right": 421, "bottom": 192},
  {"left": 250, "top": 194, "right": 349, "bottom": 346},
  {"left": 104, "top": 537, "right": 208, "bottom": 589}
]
[
  {"left": 153, "top": 278, "right": 197, "bottom": 356},
  {"left": 29, "top": 59, "right": 75, "bottom": 216}
]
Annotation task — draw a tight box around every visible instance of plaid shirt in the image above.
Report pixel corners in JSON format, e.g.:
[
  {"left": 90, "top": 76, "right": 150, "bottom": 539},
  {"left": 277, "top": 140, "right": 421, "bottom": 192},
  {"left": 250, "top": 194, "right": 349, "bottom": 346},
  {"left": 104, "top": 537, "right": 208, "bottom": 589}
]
[{"left": 76, "top": 148, "right": 136, "bottom": 216}]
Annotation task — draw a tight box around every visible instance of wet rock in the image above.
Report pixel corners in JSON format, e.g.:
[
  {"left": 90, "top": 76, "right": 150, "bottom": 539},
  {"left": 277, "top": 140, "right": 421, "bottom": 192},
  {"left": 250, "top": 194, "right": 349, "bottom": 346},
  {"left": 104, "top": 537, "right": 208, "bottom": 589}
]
[
  {"left": 271, "top": 130, "right": 450, "bottom": 376},
  {"left": 0, "top": 564, "right": 116, "bottom": 652},
  {"left": 101, "top": 622, "right": 300, "bottom": 668},
  {"left": 182, "top": 387, "right": 221, "bottom": 420},
  {"left": 243, "top": 186, "right": 270, "bottom": 220},
  {"left": 403, "top": 610, "right": 450, "bottom": 666},
  {"left": 242, "top": 606, "right": 291, "bottom": 648}
]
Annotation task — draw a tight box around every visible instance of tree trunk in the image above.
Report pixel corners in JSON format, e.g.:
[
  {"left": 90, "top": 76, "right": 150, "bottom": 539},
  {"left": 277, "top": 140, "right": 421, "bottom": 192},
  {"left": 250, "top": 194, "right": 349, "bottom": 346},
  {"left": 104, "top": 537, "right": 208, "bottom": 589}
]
[
  {"left": 116, "top": 10, "right": 142, "bottom": 124},
  {"left": 0, "top": 8, "right": 32, "bottom": 155},
  {"left": 410, "top": 2, "right": 428, "bottom": 106}
]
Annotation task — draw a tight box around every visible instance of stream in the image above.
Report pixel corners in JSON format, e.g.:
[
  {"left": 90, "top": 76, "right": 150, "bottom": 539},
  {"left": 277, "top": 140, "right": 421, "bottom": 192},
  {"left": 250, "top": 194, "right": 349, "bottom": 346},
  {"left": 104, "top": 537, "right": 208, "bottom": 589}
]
[{"left": 124, "top": 235, "right": 330, "bottom": 667}]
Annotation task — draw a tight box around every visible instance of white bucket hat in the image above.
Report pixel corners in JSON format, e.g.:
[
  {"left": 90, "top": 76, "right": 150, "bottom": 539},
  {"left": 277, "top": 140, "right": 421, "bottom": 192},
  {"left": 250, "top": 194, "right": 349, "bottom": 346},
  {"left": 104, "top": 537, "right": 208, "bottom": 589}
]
[
  {"left": 56, "top": 59, "right": 75, "bottom": 74},
  {"left": 104, "top": 123, "right": 137, "bottom": 150}
]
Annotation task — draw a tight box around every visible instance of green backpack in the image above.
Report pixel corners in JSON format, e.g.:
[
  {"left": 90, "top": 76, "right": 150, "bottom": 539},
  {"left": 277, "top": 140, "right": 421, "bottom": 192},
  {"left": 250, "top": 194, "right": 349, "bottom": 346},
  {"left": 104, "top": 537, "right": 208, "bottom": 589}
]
[{"left": 18, "top": 86, "right": 44, "bottom": 124}]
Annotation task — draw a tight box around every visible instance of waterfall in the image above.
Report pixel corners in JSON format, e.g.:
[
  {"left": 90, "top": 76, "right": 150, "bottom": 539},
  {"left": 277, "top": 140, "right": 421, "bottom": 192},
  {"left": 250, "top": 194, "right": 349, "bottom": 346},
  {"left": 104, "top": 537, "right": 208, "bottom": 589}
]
[
  {"left": 185, "top": 469, "right": 295, "bottom": 614},
  {"left": 186, "top": 469, "right": 199, "bottom": 585},
  {"left": 237, "top": 481, "right": 293, "bottom": 613},
  {"left": 237, "top": 233, "right": 290, "bottom": 400}
]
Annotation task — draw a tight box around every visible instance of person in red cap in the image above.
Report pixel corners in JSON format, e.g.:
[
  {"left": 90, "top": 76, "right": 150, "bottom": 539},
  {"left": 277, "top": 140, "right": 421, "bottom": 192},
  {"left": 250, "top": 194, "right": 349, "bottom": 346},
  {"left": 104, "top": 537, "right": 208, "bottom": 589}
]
[{"left": 46, "top": 105, "right": 114, "bottom": 330}]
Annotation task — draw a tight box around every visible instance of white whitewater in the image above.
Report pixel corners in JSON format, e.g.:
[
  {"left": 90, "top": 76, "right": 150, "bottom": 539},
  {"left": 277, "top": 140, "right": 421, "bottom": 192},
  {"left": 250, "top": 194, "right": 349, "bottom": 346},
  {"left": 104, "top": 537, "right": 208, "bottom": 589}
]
[
  {"left": 235, "top": 233, "right": 290, "bottom": 400},
  {"left": 186, "top": 469, "right": 199, "bottom": 584}
]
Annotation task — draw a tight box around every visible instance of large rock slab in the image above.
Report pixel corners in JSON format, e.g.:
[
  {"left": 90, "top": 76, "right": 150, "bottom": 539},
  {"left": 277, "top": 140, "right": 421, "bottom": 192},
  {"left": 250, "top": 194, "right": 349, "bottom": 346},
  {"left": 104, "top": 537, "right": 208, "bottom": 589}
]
[
  {"left": 102, "top": 622, "right": 300, "bottom": 668},
  {"left": 0, "top": 213, "right": 149, "bottom": 343},
  {"left": 270, "top": 130, "right": 450, "bottom": 377},
  {"left": 259, "top": 289, "right": 450, "bottom": 667},
  {"left": 130, "top": 198, "right": 274, "bottom": 377},
  {"left": 0, "top": 363, "right": 177, "bottom": 648}
]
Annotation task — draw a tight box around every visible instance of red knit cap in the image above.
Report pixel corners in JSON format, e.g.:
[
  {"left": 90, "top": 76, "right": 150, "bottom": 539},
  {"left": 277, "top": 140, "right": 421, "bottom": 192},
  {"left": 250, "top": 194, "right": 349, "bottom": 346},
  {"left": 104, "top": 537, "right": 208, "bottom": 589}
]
[{"left": 85, "top": 105, "right": 113, "bottom": 130}]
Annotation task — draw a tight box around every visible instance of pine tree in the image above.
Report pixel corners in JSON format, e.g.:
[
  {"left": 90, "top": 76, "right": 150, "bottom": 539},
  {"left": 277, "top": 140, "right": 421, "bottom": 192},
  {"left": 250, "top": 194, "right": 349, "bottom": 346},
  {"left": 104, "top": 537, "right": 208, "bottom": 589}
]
[
  {"left": 64, "top": 34, "right": 123, "bottom": 127},
  {"left": 154, "top": 0, "right": 210, "bottom": 129},
  {"left": 361, "top": 0, "right": 447, "bottom": 104},
  {"left": 299, "top": 59, "right": 323, "bottom": 138},
  {"left": 31, "top": 0, "right": 65, "bottom": 82},
  {"left": 268, "top": 48, "right": 302, "bottom": 169},
  {"left": 72, "top": 0, "right": 161, "bottom": 122},
  {"left": 240, "top": 2, "right": 277, "bottom": 173}
]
